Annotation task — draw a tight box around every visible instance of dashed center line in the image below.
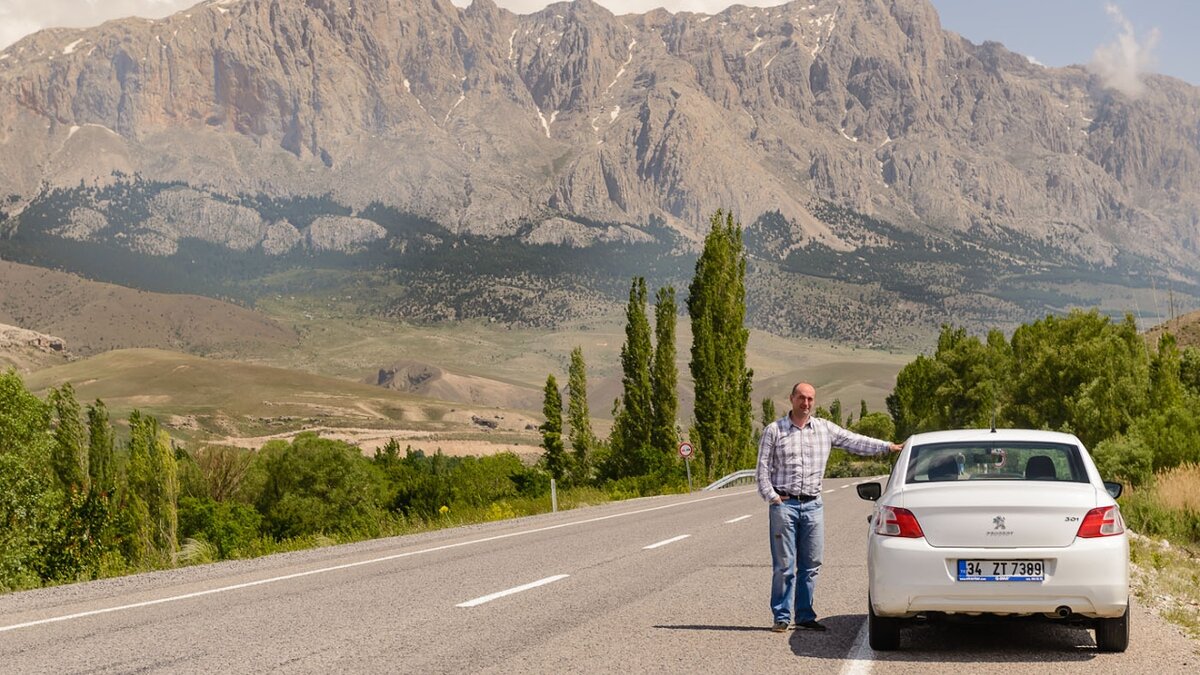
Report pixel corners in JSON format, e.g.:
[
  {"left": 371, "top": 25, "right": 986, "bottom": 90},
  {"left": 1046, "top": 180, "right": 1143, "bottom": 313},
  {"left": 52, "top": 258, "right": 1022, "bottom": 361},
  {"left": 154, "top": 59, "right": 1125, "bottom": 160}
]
[
  {"left": 643, "top": 534, "right": 691, "bottom": 549},
  {"left": 456, "top": 574, "right": 570, "bottom": 608},
  {"left": 725, "top": 515, "right": 753, "bottom": 523}
]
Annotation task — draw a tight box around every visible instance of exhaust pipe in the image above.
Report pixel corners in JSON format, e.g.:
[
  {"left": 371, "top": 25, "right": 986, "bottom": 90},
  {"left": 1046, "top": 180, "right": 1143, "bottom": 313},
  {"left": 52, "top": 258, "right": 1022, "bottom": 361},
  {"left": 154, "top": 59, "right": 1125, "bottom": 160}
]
[{"left": 1055, "top": 606, "right": 1071, "bottom": 619}]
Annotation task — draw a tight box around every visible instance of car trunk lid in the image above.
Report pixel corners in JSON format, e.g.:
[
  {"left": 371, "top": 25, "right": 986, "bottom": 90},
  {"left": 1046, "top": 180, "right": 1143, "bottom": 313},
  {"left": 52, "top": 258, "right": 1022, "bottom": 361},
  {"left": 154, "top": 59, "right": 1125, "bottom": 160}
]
[{"left": 897, "top": 482, "right": 1099, "bottom": 548}]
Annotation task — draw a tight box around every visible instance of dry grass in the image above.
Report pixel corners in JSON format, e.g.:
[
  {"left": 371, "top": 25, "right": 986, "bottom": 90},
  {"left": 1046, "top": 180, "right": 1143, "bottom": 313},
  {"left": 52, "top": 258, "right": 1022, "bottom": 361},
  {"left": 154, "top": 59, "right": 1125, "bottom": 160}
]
[
  {"left": 1130, "top": 534, "right": 1200, "bottom": 640},
  {"left": 249, "top": 297, "right": 914, "bottom": 420},
  {"left": 0, "top": 260, "right": 297, "bottom": 357},
  {"left": 1155, "top": 464, "right": 1200, "bottom": 513},
  {"left": 23, "top": 348, "right": 541, "bottom": 453}
]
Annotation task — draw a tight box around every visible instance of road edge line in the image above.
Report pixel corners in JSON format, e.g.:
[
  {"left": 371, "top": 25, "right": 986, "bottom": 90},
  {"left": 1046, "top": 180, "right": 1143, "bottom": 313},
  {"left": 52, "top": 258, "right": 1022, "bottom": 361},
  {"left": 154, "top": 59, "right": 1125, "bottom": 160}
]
[{"left": 838, "top": 619, "right": 873, "bottom": 675}]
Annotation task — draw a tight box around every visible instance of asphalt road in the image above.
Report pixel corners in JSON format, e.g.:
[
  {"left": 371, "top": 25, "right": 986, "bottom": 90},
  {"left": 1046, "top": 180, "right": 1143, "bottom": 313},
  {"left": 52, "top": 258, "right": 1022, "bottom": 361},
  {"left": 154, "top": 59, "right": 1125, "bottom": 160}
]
[{"left": 1, "top": 479, "right": 1196, "bottom": 673}]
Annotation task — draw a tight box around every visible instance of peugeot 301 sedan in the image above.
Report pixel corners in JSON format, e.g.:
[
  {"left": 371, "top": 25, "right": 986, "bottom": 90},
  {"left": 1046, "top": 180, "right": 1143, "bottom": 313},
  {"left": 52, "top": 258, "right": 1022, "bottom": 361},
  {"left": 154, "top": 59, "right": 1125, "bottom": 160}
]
[{"left": 857, "top": 429, "right": 1129, "bottom": 652}]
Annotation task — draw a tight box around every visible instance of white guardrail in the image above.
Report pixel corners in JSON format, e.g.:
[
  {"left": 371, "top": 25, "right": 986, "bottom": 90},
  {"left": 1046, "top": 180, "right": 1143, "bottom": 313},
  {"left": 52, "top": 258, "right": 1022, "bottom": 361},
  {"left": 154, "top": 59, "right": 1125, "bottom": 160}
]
[{"left": 701, "top": 469, "right": 756, "bottom": 491}]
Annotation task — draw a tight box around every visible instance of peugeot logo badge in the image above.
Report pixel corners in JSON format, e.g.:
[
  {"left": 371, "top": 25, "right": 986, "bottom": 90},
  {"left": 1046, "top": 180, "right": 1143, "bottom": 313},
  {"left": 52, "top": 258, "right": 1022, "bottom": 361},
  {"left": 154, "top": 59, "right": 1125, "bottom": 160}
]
[{"left": 993, "top": 516, "right": 1006, "bottom": 530}]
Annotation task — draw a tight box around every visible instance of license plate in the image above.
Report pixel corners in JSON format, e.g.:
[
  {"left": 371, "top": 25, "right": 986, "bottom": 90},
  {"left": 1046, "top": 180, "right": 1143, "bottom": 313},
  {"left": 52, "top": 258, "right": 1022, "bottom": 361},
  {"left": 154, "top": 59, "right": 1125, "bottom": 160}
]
[{"left": 958, "top": 559, "right": 1044, "bottom": 581}]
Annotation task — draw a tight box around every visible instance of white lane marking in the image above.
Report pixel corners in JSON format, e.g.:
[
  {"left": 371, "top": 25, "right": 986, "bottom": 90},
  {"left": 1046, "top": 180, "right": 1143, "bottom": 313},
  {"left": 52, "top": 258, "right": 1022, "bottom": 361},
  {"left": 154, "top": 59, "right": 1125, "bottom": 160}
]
[
  {"left": 822, "top": 489, "right": 836, "bottom": 494},
  {"left": 455, "top": 574, "right": 569, "bottom": 608},
  {"left": 838, "top": 620, "right": 873, "bottom": 675},
  {"left": 840, "top": 485, "right": 852, "bottom": 489},
  {"left": 643, "top": 534, "right": 691, "bottom": 549},
  {"left": 724, "top": 515, "right": 752, "bottom": 523},
  {"left": 0, "top": 488, "right": 756, "bottom": 634}
]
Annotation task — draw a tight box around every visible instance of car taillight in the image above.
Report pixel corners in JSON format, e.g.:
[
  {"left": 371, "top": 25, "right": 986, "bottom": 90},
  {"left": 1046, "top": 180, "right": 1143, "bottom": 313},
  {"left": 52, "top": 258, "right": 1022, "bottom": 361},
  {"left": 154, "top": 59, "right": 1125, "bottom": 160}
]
[
  {"left": 875, "top": 506, "right": 924, "bottom": 538},
  {"left": 1076, "top": 506, "right": 1125, "bottom": 538}
]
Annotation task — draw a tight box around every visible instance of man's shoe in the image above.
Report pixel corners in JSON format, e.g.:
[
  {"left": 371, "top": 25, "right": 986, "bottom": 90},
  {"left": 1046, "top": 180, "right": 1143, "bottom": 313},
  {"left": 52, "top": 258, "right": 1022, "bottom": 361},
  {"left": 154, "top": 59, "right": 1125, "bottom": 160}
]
[
  {"left": 771, "top": 621, "right": 789, "bottom": 633},
  {"left": 796, "top": 620, "right": 828, "bottom": 632}
]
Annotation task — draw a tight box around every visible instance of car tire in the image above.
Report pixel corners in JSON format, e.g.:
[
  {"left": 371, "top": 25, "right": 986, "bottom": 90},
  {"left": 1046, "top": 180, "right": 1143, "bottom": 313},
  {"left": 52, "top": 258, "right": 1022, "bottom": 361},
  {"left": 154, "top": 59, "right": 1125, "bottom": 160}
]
[
  {"left": 1094, "top": 600, "right": 1130, "bottom": 653},
  {"left": 868, "top": 596, "right": 902, "bottom": 651}
]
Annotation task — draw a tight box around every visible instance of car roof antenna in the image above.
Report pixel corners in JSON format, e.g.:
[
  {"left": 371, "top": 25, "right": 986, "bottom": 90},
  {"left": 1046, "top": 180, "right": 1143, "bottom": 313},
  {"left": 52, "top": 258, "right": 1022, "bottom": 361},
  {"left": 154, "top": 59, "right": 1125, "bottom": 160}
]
[{"left": 990, "top": 407, "right": 997, "bottom": 433}]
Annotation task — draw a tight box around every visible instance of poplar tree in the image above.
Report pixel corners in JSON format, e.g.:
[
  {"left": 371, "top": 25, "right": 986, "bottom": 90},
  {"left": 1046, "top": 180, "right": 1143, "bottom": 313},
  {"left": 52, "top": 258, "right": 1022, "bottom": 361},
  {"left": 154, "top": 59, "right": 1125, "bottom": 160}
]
[
  {"left": 87, "top": 400, "right": 115, "bottom": 495},
  {"left": 540, "top": 374, "right": 566, "bottom": 482},
  {"left": 566, "top": 347, "right": 596, "bottom": 482},
  {"left": 650, "top": 286, "right": 679, "bottom": 467},
  {"left": 49, "top": 383, "right": 88, "bottom": 493},
  {"left": 761, "top": 398, "right": 777, "bottom": 428},
  {"left": 688, "top": 210, "right": 754, "bottom": 480},
  {"left": 829, "top": 399, "right": 843, "bottom": 426},
  {"left": 611, "top": 277, "right": 653, "bottom": 478},
  {"left": 125, "top": 411, "right": 178, "bottom": 566}
]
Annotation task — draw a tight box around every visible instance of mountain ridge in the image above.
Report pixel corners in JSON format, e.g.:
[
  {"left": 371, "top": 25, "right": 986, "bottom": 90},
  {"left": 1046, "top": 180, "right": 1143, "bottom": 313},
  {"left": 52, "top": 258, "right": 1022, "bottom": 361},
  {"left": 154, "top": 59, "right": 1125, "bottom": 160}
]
[{"left": 0, "top": 0, "right": 1196, "bottom": 273}]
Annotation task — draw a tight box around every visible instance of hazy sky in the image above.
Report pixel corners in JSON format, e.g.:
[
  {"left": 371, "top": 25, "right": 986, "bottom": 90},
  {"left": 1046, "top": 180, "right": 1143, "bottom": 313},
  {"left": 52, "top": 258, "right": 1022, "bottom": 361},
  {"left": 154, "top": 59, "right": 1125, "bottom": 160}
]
[{"left": 1, "top": 0, "right": 1194, "bottom": 85}]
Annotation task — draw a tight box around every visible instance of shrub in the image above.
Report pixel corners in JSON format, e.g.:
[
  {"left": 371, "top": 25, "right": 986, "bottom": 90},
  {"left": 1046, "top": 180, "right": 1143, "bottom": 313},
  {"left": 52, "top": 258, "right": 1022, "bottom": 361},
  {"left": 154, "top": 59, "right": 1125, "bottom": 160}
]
[
  {"left": 178, "top": 495, "right": 263, "bottom": 559},
  {"left": 253, "top": 434, "right": 391, "bottom": 539},
  {"left": 1092, "top": 433, "right": 1155, "bottom": 487}
]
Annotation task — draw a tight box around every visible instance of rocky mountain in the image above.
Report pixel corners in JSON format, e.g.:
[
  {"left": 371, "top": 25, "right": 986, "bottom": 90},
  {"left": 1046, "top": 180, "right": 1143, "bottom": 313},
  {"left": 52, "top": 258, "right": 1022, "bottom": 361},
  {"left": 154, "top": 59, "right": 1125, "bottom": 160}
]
[{"left": 0, "top": 0, "right": 1198, "bottom": 340}]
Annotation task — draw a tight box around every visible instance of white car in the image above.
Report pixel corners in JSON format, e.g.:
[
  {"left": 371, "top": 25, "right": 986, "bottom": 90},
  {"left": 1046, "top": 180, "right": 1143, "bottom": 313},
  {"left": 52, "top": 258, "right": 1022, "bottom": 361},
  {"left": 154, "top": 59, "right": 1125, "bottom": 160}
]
[{"left": 857, "top": 428, "right": 1129, "bottom": 652}]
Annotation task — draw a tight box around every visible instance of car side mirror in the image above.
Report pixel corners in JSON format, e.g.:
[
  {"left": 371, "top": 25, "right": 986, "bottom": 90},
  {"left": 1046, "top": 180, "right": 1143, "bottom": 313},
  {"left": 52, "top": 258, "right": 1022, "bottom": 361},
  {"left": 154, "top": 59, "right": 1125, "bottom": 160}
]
[
  {"left": 1103, "top": 481, "right": 1123, "bottom": 500},
  {"left": 857, "top": 482, "right": 881, "bottom": 501}
]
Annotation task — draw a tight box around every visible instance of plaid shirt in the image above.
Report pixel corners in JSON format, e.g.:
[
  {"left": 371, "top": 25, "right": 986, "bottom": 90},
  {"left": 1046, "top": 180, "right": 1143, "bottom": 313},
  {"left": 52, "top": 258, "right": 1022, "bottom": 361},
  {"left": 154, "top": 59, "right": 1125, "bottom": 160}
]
[{"left": 756, "top": 414, "right": 892, "bottom": 502}]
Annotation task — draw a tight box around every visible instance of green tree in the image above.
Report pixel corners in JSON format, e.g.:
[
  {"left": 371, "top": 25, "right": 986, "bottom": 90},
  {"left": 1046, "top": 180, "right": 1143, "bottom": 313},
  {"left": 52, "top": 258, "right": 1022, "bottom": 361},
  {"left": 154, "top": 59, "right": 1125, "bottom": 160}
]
[
  {"left": 540, "top": 374, "right": 567, "bottom": 482},
  {"left": 887, "top": 325, "right": 1012, "bottom": 438},
  {"left": 1008, "top": 311, "right": 1147, "bottom": 448},
  {"left": 566, "top": 347, "right": 597, "bottom": 484},
  {"left": 0, "top": 371, "right": 58, "bottom": 590},
  {"left": 1180, "top": 347, "right": 1200, "bottom": 396},
  {"left": 608, "top": 277, "right": 653, "bottom": 479},
  {"left": 650, "top": 286, "right": 679, "bottom": 468},
  {"left": 86, "top": 400, "right": 116, "bottom": 496},
  {"left": 1149, "top": 333, "right": 1183, "bottom": 409},
  {"left": 828, "top": 399, "right": 843, "bottom": 426},
  {"left": 851, "top": 412, "right": 896, "bottom": 443},
  {"left": 254, "top": 433, "right": 390, "bottom": 539},
  {"left": 48, "top": 383, "right": 88, "bottom": 493},
  {"left": 761, "top": 397, "right": 777, "bottom": 427},
  {"left": 888, "top": 355, "right": 944, "bottom": 439},
  {"left": 124, "top": 411, "right": 179, "bottom": 567},
  {"left": 688, "top": 210, "right": 754, "bottom": 480}
]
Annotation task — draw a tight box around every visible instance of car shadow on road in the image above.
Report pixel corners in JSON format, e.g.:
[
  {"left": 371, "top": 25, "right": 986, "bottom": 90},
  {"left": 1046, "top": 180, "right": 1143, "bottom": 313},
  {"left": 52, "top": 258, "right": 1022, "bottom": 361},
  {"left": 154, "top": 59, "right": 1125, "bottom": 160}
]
[
  {"left": 656, "top": 614, "right": 1100, "bottom": 663},
  {"left": 850, "top": 614, "right": 1102, "bottom": 664}
]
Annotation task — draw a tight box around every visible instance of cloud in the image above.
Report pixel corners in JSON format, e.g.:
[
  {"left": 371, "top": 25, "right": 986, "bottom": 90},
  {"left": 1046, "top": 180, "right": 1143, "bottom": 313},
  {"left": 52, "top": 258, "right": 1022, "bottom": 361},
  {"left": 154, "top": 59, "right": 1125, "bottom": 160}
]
[{"left": 1090, "top": 3, "right": 1160, "bottom": 97}]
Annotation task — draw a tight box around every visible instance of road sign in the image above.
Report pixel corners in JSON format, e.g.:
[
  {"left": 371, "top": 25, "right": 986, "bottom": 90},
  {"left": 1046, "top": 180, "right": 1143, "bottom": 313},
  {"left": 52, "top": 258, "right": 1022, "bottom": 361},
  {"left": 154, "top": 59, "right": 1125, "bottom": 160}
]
[{"left": 679, "top": 441, "right": 695, "bottom": 492}]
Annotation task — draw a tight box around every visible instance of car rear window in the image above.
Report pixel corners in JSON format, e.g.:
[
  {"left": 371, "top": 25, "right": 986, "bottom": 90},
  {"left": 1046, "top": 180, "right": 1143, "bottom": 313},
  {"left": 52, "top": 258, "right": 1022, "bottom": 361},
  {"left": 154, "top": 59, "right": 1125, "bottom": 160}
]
[{"left": 905, "top": 441, "right": 1089, "bottom": 484}]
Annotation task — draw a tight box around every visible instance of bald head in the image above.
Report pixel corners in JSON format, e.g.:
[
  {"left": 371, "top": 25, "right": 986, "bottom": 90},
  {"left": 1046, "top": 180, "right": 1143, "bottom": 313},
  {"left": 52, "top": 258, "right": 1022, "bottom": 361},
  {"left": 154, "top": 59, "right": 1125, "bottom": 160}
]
[{"left": 789, "top": 382, "right": 816, "bottom": 424}]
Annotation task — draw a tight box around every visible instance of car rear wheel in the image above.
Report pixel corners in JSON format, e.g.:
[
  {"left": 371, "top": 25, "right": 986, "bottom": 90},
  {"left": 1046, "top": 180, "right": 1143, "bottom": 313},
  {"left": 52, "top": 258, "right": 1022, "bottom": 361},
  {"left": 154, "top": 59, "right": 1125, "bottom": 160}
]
[
  {"left": 1094, "top": 600, "right": 1130, "bottom": 653},
  {"left": 868, "top": 596, "right": 901, "bottom": 651}
]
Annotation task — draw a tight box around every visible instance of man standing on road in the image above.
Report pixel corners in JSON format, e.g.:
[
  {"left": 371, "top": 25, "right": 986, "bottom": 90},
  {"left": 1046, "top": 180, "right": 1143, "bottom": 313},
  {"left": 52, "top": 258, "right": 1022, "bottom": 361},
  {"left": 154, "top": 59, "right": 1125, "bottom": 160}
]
[{"left": 756, "top": 382, "right": 902, "bottom": 633}]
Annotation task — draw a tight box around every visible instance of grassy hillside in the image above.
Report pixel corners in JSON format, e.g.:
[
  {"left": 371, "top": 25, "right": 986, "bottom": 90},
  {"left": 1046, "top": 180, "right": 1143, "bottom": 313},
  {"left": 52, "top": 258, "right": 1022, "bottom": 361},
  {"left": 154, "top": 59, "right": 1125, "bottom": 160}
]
[
  {"left": 23, "top": 349, "right": 543, "bottom": 457},
  {"left": 245, "top": 297, "right": 913, "bottom": 422},
  {"left": 6, "top": 260, "right": 914, "bottom": 453},
  {"left": 0, "top": 260, "right": 297, "bottom": 356}
]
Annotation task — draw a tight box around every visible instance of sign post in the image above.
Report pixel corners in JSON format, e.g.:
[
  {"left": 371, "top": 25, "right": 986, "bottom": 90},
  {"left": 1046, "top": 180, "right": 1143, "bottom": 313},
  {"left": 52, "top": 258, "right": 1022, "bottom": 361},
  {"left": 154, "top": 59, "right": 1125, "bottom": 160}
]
[{"left": 678, "top": 441, "right": 695, "bottom": 492}]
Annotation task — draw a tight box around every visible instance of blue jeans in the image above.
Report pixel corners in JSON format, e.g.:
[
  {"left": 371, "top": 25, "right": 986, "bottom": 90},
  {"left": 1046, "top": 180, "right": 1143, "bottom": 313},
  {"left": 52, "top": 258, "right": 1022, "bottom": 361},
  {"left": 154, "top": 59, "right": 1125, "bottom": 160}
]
[{"left": 769, "top": 497, "right": 825, "bottom": 624}]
